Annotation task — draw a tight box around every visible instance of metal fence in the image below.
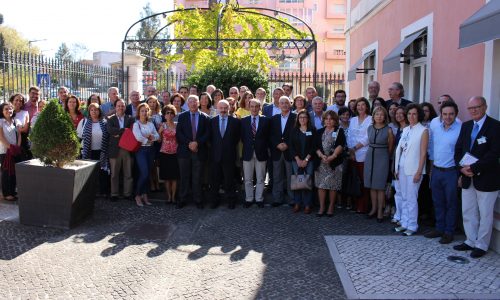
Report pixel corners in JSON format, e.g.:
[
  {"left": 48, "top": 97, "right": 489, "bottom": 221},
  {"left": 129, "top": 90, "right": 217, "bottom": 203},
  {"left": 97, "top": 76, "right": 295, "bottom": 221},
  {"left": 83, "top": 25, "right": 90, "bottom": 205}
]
[
  {"left": 0, "top": 46, "right": 127, "bottom": 103},
  {"left": 153, "top": 71, "right": 345, "bottom": 105}
]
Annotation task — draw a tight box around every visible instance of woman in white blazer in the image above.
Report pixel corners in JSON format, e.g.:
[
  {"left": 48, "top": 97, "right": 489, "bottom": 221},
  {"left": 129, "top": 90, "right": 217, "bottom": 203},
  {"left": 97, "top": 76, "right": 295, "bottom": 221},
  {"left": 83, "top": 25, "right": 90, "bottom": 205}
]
[{"left": 394, "top": 103, "right": 429, "bottom": 236}]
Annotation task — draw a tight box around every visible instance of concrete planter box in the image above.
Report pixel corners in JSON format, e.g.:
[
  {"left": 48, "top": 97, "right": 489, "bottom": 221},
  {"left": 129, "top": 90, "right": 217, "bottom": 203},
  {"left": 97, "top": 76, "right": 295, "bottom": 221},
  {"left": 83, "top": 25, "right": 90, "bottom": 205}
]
[{"left": 16, "top": 159, "right": 99, "bottom": 229}]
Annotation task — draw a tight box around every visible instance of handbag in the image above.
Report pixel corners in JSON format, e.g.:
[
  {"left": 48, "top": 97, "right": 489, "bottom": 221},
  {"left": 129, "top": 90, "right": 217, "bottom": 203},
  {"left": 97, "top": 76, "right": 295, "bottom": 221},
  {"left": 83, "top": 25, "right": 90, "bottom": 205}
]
[
  {"left": 290, "top": 168, "right": 312, "bottom": 191},
  {"left": 118, "top": 128, "right": 141, "bottom": 152}
]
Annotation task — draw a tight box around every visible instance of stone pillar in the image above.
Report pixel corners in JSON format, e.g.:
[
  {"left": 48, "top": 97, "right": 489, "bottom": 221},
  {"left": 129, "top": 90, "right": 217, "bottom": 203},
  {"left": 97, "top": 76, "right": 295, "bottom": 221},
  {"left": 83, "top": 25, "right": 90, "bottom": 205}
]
[{"left": 123, "top": 50, "right": 145, "bottom": 102}]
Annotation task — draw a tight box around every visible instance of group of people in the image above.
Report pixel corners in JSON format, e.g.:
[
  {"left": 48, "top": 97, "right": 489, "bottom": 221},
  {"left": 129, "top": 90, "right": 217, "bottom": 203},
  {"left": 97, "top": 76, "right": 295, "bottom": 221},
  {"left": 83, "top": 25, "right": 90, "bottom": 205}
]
[{"left": 0, "top": 80, "right": 498, "bottom": 258}]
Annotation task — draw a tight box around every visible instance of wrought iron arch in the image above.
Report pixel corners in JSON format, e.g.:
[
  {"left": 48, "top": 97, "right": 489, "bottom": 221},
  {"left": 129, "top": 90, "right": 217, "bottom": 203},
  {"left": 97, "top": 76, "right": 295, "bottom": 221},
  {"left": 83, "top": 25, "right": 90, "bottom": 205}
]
[{"left": 121, "top": 1, "right": 318, "bottom": 90}]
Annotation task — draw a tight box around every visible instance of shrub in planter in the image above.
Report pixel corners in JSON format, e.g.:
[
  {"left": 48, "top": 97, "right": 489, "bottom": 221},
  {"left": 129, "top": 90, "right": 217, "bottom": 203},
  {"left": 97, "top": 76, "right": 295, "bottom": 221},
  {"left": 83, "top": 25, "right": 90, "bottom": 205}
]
[
  {"left": 30, "top": 99, "right": 80, "bottom": 167},
  {"left": 16, "top": 100, "right": 98, "bottom": 229}
]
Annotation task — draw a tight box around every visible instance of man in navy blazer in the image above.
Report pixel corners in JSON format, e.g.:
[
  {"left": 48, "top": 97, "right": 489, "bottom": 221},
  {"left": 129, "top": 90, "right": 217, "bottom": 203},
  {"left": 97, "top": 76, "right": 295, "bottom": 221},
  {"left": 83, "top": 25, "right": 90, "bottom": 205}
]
[
  {"left": 269, "top": 96, "right": 297, "bottom": 206},
  {"left": 386, "top": 82, "right": 412, "bottom": 108},
  {"left": 241, "top": 99, "right": 271, "bottom": 208},
  {"left": 453, "top": 96, "right": 500, "bottom": 258},
  {"left": 263, "top": 87, "right": 283, "bottom": 118},
  {"left": 176, "top": 95, "right": 210, "bottom": 209},
  {"left": 208, "top": 100, "right": 241, "bottom": 209}
]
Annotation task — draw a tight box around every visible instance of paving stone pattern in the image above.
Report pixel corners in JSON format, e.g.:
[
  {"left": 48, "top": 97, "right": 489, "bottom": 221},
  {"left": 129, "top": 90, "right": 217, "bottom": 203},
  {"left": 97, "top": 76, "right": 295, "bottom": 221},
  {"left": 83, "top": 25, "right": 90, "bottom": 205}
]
[{"left": 326, "top": 235, "right": 500, "bottom": 299}]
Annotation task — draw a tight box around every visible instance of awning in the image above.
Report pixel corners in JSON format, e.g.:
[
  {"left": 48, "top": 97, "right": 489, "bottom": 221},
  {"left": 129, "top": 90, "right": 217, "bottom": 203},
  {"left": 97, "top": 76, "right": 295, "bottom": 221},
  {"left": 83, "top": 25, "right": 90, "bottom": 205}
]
[
  {"left": 382, "top": 29, "right": 426, "bottom": 74},
  {"left": 347, "top": 50, "right": 375, "bottom": 81},
  {"left": 459, "top": 1, "right": 500, "bottom": 49}
]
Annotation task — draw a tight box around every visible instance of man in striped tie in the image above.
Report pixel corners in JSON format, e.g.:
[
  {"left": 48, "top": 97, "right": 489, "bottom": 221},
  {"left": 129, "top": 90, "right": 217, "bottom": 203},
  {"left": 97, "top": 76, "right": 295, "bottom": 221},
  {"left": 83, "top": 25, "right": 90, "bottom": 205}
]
[{"left": 241, "top": 99, "right": 271, "bottom": 208}]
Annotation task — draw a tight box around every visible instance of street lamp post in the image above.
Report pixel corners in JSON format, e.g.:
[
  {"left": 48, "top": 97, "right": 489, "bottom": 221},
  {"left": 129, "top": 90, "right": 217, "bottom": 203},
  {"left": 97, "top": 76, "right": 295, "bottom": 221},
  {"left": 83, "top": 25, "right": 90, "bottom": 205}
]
[{"left": 28, "top": 39, "right": 47, "bottom": 54}]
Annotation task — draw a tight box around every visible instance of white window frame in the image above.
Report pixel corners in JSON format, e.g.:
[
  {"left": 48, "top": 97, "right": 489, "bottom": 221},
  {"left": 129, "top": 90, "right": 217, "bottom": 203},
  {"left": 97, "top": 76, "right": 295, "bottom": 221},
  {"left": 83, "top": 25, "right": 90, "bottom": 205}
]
[
  {"left": 400, "top": 13, "right": 433, "bottom": 103},
  {"left": 361, "top": 41, "right": 378, "bottom": 98}
]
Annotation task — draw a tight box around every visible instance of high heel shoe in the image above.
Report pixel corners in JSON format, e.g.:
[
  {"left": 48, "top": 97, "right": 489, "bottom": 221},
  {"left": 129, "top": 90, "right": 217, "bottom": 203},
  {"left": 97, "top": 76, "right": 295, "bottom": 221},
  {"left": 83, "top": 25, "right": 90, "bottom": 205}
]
[
  {"left": 377, "top": 217, "right": 384, "bottom": 223},
  {"left": 135, "top": 196, "right": 144, "bottom": 207},
  {"left": 366, "top": 212, "right": 376, "bottom": 219},
  {"left": 316, "top": 211, "right": 325, "bottom": 217},
  {"left": 142, "top": 195, "right": 152, "bottom": 206}
]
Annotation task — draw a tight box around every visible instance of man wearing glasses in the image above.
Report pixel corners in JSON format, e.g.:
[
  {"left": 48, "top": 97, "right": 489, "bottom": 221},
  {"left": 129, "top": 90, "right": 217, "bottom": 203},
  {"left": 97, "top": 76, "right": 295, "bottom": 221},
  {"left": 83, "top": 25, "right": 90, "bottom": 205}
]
[{"left": 453, "top": 96, "right": 500, "bottom": 258}]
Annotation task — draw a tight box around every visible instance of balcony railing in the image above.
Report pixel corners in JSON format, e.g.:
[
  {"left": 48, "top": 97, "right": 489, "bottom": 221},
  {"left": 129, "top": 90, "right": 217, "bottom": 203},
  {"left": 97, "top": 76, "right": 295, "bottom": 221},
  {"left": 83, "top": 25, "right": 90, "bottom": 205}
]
[{"left": 326, "top": 49, "right": 346, "bottom": 60}]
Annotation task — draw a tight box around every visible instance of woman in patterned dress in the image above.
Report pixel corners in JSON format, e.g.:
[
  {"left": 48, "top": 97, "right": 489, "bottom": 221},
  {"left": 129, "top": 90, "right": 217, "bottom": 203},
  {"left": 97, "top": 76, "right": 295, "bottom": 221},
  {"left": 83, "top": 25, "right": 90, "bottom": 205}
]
[
  {"left": 158, "top": 104, "right": 180, "bottom": 204},
  {"left": 314, "top": 110, "right": 346, "bottom": 217}
]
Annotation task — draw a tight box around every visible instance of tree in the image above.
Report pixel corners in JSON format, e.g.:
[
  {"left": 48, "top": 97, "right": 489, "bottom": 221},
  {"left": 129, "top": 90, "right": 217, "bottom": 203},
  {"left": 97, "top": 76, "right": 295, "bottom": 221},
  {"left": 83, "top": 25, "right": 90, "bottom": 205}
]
[
  {"left": 161, "top": 1, "right": 308, "bottom": 74},
  {"left": 55, "top": 43, "right": 73, "bottom": 62},
  {"left": 0, "top": 26, "right": 40, "bottom": 53},
  {"left": 136, "top": 2, "right": 165, "bottom": 71},
  {"left": 70, "top": 43, "right": 90, "bottom": 61}
]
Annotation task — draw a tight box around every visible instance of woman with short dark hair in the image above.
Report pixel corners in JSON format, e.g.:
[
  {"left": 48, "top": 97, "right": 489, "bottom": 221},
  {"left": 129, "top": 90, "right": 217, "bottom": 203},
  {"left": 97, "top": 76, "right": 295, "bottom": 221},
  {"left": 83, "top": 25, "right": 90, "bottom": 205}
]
[
  {"left": 65, "top": 95, "right": 84, "bottom": 129},
  {"left": 159, "top": 104, "right": 180, "bottom": 204},
  {"left": 9, "top": 93, "right": 30, "bottom": 161},
  {"left": 0, "top": 102, "right": 21, "bottom": 201},
  {"left": 394, "top": 103, "right": 429, "bottom": 236}
]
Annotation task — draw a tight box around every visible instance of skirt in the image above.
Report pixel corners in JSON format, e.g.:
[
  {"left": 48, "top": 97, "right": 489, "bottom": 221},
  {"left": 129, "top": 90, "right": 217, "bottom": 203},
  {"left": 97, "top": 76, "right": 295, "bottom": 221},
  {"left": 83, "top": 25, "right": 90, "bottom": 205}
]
[{"left": 159, "top": 153, "right": 180, "bottom": 180}]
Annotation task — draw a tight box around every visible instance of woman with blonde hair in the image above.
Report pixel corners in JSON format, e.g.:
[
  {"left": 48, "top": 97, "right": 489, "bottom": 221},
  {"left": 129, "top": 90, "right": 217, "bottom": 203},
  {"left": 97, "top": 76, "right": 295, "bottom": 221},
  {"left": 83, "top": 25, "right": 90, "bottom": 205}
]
[{"left": 235, "top": 91, "right": 253, "bottom": 119}]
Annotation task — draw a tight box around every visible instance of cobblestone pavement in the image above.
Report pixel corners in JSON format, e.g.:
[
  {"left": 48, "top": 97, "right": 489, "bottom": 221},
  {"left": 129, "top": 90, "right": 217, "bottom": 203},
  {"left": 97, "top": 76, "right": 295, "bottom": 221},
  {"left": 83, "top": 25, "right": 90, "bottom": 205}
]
[
  {"left": 0, "top": 196, "right": 499, "bottom": 299},
  {"left": 325, "top": 235, "right": 500, "bottom": 299}
]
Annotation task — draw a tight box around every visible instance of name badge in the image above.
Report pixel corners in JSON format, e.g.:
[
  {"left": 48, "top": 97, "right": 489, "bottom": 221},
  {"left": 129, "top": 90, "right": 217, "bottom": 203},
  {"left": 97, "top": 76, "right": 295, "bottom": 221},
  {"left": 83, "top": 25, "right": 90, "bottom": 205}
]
[
  {"left": 477, "top": 136, "right": 487, "bottom": 144},
  {"left": 305, "top": 131, "right": 312, "bottom": 136},
  {"left": 331, "top": 132, "right": 337, "bottom": 139}
]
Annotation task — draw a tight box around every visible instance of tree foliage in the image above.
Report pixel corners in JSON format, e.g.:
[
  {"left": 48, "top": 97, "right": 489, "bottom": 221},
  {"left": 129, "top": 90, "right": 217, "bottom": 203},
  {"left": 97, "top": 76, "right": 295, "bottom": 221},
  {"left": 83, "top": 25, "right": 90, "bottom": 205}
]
[
  {"left": 187, "top": 63, "right": 268, "bottom": 96},
  {"left": 161, "top": 1, "right": 308, "bottom": 74},
  {"left": 136, "top": 2, "right": 165, "bottom": 71},
  {"left": 55, "top": 43, "right": 73, "bottom": 62},
  {"left": 30, "top": 100, "right": 80, "bottom": 167},
  {"left": 0, "top": 26, "right": 40, "bottom": 54}
]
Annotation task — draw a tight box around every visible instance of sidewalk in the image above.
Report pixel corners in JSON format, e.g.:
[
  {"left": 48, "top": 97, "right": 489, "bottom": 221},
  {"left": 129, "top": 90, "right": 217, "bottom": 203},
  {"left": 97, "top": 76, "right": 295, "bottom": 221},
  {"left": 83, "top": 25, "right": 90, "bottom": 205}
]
[{"left": 0, "top": 197, "right": 498, "bottom": 299}]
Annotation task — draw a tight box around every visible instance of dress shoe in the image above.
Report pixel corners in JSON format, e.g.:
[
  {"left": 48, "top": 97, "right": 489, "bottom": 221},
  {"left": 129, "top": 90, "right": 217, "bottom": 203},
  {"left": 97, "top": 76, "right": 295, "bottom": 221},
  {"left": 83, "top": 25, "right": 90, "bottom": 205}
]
[
  {"left": 271, "top": 202, "right": 281, "bottom": 207},
  {"left": 394, "top": 226, "right": 406, "bottom": 232},
  {"left": 243, "top": 202, "right": 253, "bottom": 208},
  {"left": 293, "top": 204, "right": 300, "bottom": 213},
  {"left": 304, "top": 207, "right": 311, "bottom": 214},
  {"left": 453, "top": 243, "right": 474, "bottom": 251},
  {"left": 439, "top": 234, "right": 454, "bottom": 244},
  {"left": 175, "top": 202, "right": 184, "bottom": 209},
  {"left": 327, "top": 212, "right": 334, "bottom": 218},
  {"left": 110, "top": 196, "right": 118, "bottom": 202},
  {"left": 470, "top": 248, "right": 486, "bottom": 258},
  {"left": 390, "top": 218, "right": 399, "bottom": 224},
  {"left": 376, "top": 218, "right": 383, "bottom": 223},
  {"left": 196, "top": 203, "right": 204, "bottom": 209},
  {"left": 402, "top": 229, "right": 416, "bottom": 236},
  {"left": 228, "top": 203, "right": 235, "bottom": 209},
  {"left": 257, "top": 202, "right": 264, "bottom": 208},
  {"left": 424, "top": 230, "right": 443, "bottom": 239}
]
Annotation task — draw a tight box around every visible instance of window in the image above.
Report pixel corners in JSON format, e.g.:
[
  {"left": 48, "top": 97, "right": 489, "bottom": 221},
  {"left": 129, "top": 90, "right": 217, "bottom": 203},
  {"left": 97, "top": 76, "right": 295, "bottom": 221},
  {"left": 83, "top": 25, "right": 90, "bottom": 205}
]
[
  {"left": 247, "top": 0, "right": 261, "bottom": 4},
  {"left": 332, "top": 24, "right": 344, "bottom": 34},
  {"left": 279, "top": 0, "right": 304, "bottom": 3},
  {"left": 279, "top": 61, "right": 299, "bottom": 70},
  {"left": 404, "top": 31, "right": 428, "bottom": 103},
  {"left": 279, "top": 8, "right": 314, "bottom": 25}
]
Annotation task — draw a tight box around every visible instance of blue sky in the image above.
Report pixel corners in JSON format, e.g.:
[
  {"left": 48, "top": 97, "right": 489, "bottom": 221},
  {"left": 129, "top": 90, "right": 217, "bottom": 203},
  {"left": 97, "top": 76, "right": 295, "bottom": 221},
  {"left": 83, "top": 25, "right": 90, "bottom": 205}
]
[{"left": 2, "top": 0, "right": 172, "bottom": 58}]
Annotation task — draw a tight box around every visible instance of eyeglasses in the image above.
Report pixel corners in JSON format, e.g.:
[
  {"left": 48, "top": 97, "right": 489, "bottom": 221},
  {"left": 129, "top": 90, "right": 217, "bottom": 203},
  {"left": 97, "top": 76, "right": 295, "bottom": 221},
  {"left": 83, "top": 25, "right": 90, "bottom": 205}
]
[{"left": 467, "top": 104, "right": 484, "bottom": 111}]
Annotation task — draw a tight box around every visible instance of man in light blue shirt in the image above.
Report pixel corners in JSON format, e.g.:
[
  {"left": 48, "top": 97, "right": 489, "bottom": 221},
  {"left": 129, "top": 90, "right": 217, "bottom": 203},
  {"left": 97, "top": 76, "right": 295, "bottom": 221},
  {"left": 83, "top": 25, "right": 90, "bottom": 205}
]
[
  {"left": 425, "top": 101, "right": 462, "bottom": 244},
  {"left": 310, "top": 96, "right": 324, "bottom": 129}
]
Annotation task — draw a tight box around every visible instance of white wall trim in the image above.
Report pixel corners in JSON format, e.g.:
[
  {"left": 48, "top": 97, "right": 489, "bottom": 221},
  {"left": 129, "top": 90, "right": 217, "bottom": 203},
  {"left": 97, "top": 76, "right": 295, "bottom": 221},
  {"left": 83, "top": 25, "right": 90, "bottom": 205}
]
[
  {"left": 400, "top": 13, "right": 433, "bottom": 102},
  {"left": 345, "top": 34, "right": 351, "bottom": 98},
  {"left": 482, "top": 40, "right": 494, "bottom": 112}
]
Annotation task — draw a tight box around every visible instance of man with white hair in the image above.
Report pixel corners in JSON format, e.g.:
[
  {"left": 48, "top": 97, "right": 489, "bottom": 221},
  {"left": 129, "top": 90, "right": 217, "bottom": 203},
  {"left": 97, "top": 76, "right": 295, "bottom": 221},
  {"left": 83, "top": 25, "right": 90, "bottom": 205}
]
[
  {"left": 269, "top": 96, "right": 297, "bottom": 207},
  {"left": 310, "top": 96, "right": 324, "bottom": 130},
  {"left": 101, "top": 87, "right": 120, "bottom": 116},
  {"left": 206, "top": 84, "right": 216, "bottom": 95}
]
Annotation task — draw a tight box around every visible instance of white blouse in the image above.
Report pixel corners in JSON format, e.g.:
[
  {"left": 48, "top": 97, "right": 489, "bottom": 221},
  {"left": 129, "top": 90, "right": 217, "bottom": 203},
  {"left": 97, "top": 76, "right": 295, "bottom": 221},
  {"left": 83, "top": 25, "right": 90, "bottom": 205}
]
[
  {"left": 14, "top": 109, "right": 29, "bottom": 126},
  {"left": 133, "top": 121, "right": 160, "bottom": 146},
  {"left": 347, "top": 115, "right": 372, "bottom": 162},
  {"left": 0, "top": 119, "right": 17, "bottom": 154},
  {"left": 76, "top": 119, "right": 103, "bottom": 150}
]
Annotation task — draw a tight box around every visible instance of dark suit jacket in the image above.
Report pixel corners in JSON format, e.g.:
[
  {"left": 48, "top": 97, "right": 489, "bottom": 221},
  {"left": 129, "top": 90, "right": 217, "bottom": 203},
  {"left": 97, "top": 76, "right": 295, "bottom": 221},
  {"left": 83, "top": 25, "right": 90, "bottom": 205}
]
[
  {"left": 176, "top": 110, "right": 210, "bottom": 161},
  {"left": 125, "top": 104, "right": 138, "bottom": 117},
  {"left": 263, "top": 103, "right": 279, "bottom": 118},
  {"left": 269, "top": 112, "right": 297, "bottom": 161},
  {"left": 289, "top": 127, "right": 316, "bottom": 160},
  {"left": 209, "top": 115, "right": 241, "bottom": 163},
  {"left": 106, "top": 114, "right": 135, "bottom": 158},
  {"left": 385, "top": 98, "right": 412, "bottom": 108},
  {"left": 454, "top": 116, "right": 500, "bottom": 191},
  {"left": 241, "top": 115, "right": 270, "bottom": 161},
  {"left": 314, "top": 126, "right": 346, "bottom": 169}
]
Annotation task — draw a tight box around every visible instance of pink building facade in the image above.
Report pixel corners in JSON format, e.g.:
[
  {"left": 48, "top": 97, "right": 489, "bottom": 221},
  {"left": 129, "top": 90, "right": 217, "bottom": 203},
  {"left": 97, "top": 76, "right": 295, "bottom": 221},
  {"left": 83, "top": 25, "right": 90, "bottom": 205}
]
[
  {"left": 175, "top": 0, "right": 347, "bottom": 74},
  {"left": 346, "top": 0, "right": 500, "bottom": 252}
]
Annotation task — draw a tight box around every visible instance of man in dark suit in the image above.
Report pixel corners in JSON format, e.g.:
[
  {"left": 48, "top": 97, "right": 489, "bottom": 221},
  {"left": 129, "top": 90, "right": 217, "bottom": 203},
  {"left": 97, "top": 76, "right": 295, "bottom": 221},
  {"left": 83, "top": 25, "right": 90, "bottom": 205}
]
[
  {"left": 386, "top": 82, "right": 412, "bottom": 108},
  {"left": 176, "top": 95, "right": 210, "bottom": 209},
  {"left": 270, "top": 96, "right": 297, "bottom": 206},
  {"left": 208, "top": 100, "right": 241, "bottom": 209},
  {"left": 453, "top": 96, "right": 500, "bottom": 258},
  {"left": 107, "top": 99, "right": 136, "bottom": 202},
  {"left": 241, "top": 99, "right": 270, "bottom": 208},
  {"left": 125, "top": 90, "right": 141, "bottom": 117},
  {"left": 263, "top": 87, "right": 283, "bottom": 118}
]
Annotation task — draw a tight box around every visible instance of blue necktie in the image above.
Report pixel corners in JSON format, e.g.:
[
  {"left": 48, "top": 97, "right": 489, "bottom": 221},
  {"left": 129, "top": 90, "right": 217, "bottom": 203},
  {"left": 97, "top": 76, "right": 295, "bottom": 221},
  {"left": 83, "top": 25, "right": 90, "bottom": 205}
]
[
  {"left": 220, "top": 117, "right": 226, "bottom": 137},
  {"left": 470, "top": 123, "right": 479, "bottom": 150}
]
